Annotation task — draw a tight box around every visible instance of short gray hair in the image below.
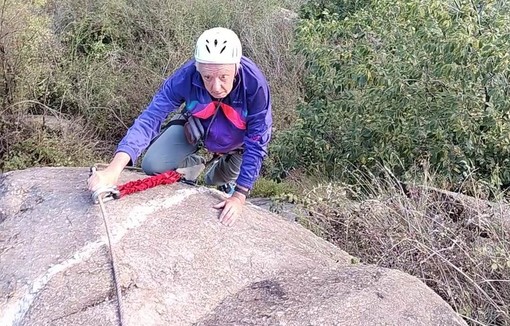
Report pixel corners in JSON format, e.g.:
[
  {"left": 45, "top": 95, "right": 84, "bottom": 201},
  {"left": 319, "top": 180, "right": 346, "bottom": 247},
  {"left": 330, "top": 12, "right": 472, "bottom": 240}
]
[{"left": 195, "top": 62, "right": 240, "bottom": 74}]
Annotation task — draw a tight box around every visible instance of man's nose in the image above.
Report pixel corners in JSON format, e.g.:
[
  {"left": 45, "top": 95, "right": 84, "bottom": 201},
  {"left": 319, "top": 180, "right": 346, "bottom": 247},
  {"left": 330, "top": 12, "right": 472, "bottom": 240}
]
[{"left": 212, "top": 79, "right": 222, "bottom": 92}]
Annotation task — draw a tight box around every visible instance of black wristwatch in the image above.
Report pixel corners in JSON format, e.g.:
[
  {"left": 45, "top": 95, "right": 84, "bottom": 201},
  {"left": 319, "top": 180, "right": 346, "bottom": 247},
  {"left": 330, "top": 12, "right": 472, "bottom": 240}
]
[{"left": 234, "top": 185, "right": 250, "bottom": 197}]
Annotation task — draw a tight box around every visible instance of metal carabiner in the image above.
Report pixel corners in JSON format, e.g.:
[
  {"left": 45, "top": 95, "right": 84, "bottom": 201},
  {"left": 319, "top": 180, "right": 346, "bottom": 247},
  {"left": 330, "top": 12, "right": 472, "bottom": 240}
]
[
  {"left": 91, "top": 186, "right": 121, "bottom": 204},
  {"left": 89, "top": 166, "right": 121, "bottom": 204}
]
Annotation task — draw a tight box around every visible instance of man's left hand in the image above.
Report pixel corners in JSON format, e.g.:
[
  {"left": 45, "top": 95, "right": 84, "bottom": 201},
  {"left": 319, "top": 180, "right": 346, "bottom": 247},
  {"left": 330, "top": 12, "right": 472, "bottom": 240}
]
[{"left": 213, "top": 192, "right": 246, "bottom": 226}]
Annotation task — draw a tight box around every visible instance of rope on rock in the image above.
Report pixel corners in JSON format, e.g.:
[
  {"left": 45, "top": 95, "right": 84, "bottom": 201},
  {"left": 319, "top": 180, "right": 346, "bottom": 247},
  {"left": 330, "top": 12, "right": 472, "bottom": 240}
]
[{"left": 117, "top": 170, "right": 183, "bottom": 197}]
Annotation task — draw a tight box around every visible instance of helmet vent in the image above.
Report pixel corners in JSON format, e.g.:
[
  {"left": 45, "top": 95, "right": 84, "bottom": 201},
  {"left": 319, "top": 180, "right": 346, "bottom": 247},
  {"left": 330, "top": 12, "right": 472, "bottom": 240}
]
[
  {"left": 206, "top": 45, "right": 210, "bottom": 53},
  {"left": 220, "top": 46, "right": 226, "bottom": 54}
]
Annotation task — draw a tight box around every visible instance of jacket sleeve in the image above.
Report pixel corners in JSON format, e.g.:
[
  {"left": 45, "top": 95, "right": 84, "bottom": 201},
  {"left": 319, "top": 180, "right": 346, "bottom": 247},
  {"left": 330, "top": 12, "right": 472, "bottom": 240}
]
[
  {"left": 115, "top": 71, "right": 186, "bottom": 165},
  {"left": 235, "top": 83, "right": 272, "bottom": 190}
]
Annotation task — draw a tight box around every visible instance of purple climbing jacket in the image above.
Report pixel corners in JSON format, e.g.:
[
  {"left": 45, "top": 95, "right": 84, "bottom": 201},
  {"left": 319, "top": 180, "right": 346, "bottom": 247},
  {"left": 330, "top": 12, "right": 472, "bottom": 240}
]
[{"left": 116, "top": 56, "right": 273, "bottom": 190}]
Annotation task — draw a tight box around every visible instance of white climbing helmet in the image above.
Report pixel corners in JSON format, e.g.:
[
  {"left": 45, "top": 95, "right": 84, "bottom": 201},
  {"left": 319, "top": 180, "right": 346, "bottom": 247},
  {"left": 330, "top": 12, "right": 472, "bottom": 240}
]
[{"left": 194, "top": 27, "right": 242, "bottom": 64}]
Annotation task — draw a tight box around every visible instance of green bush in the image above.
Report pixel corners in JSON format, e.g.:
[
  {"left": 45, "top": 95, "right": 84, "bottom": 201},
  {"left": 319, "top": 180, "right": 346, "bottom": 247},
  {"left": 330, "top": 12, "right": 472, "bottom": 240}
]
[
  {"left": 273, "top": 0, "right": 510, "bottom": 194},
  {"left": 251, "top": 176, "right": 296, "bottom": 198}
]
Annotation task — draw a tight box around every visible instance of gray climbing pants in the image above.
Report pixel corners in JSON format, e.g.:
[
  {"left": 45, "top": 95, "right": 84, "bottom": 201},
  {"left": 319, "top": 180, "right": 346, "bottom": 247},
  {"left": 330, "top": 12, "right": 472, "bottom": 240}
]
[{"left": 140, "top": 117, "right": 242, "bottom": 185}]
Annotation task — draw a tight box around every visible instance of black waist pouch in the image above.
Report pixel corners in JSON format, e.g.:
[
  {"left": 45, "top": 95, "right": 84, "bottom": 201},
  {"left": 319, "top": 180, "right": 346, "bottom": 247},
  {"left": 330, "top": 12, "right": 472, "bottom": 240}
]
[{"left": 184, "top": 115, "right": 205, "bottom": 145}]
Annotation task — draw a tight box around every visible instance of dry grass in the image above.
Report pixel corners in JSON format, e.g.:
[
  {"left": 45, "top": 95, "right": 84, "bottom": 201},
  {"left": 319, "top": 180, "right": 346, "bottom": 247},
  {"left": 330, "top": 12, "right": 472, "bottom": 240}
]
[
  {"left": 294, "top": 171, "right": 510, "bottom": 325},
  {"left": 1, "top": 101, "right": 106, "bottom": 171}
]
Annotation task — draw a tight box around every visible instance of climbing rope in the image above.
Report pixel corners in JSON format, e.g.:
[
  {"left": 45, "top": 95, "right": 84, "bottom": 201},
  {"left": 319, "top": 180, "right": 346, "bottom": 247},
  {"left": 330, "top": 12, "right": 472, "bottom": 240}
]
[
  {"left": 91, "top": 168, "right": 183, "bottom": 204},
  {"left": 89, "top": 166, "right": 183, "bottom": 326},
  {"left": 117, "top": 170, "right": 182, "bottom": 197},
  {"left": 96, "top": 192, "right": 126, "bottom": 326}
]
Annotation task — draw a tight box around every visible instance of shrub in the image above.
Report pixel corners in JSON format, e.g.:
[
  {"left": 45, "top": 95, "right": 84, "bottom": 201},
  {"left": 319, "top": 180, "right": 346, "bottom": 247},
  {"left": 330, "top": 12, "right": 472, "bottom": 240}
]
[
  {"left": 273, "top": 0, "right": 510, "bottom": 194},
  {"left": 251, "top": 176, "right": 296, "bottom": 198},
  {"left": 0, "top": 112, "right": 101, "bottom": 171},
  {"left": 0, "top": 0, "right": 58, "bottom": 110}
]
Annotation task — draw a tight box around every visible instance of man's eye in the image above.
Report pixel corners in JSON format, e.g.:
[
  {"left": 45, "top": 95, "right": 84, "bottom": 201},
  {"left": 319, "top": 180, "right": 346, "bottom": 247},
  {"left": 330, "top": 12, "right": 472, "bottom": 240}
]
[
  {"left": 203, "top": 76, "right": 211, "bottom": 81},
  {"left": 220, "top": 75, "right": 228, "bottom": 81}
]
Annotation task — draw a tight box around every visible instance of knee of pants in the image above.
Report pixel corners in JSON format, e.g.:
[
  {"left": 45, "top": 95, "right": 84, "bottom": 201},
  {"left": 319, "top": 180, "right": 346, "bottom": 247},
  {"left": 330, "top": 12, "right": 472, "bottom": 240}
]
[
  {"left": 141, "top": 154, "right": 179, "bottom": 175},
  {"left": 204, "top": 173, "right": 226, "bottom": 186}
]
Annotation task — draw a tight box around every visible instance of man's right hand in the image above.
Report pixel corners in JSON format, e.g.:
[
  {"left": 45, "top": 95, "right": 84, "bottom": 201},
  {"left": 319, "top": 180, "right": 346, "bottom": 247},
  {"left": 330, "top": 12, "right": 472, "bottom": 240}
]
[
  {"left": 87, "top": 152, "right": 131, "bottom": 191},
  {"left": 87, "top": 169, "right": 119, "bottom": 192}
]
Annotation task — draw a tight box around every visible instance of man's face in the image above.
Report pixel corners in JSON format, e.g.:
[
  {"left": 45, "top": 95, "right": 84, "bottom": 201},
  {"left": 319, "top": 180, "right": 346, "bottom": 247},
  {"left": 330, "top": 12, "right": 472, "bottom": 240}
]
[{"left": 197, "top": 63, "right": 237, "bottom": 99}]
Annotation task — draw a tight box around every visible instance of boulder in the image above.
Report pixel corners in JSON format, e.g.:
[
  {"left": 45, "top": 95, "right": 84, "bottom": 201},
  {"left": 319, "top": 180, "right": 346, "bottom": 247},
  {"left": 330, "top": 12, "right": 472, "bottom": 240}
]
[{"left": 0, "top": 167, "right": 467, "bottom": 326}]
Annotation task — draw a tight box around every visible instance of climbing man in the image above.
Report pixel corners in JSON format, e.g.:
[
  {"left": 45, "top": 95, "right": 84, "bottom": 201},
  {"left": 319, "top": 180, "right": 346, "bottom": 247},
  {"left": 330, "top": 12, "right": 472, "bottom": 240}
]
[{"left": 87, "top": 27, "right": 272, "bottom": 226}]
